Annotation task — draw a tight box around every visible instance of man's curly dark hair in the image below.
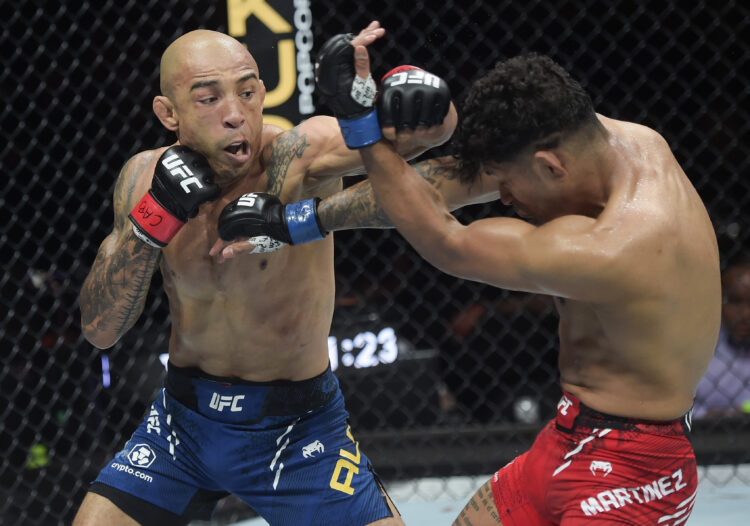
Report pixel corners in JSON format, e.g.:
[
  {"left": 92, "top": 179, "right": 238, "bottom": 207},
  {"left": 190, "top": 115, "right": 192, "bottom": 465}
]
[{"left": 454, "top": 53, "right": 600, "bottom": 183}]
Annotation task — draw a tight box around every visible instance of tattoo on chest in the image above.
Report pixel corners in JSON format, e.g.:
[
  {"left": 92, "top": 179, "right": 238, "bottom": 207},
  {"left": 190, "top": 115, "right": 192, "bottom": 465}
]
[{"left": 266, "top": 129, "right": 309, "bottom": 196}]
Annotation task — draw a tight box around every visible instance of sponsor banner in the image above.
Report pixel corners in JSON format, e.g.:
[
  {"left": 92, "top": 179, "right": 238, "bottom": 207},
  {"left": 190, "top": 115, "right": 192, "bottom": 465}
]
[{"left": 228, "top": 0, "right": 315, "bottom": 129}]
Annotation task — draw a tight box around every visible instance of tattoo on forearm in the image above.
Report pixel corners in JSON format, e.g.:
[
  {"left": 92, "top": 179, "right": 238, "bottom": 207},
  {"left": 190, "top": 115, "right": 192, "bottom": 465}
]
[
  {"left": 113, "top": 239, "right": 160, "bottom": 334},
  {"left": 80, "top": 153, "right": 161, "bottom": 341},
  {"left": 266, "top": 129, "right": 309, "bottom": 196},
  {"left": 80, "top": 231, "right": 160, "bottom": 337},
  {"left": 318, "top": 182, "right": 391, "bottom": 230},
  {"left": 318, "top": 157, "right": 460, "bottom": 231}
]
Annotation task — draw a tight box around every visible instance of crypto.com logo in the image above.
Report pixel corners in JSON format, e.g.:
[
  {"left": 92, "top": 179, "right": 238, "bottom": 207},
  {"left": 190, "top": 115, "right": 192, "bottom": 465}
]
[{"left": 128, "top": 443, "right": 156, "bottom": 469}]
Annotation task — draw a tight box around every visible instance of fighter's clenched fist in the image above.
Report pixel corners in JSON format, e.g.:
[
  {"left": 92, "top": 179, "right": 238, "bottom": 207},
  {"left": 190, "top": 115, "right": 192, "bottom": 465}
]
[
  {"left": 129, "top": 145, "right": 221, "bottom": 247},
  {"left": 315, "top": 32, "right": 380, "bottom": 148},
  {"left": 217, "top": 192, "right": 327, "bottom": 253},
  {"left": 378, "top": 65, "right": 451, "bottom": 130}
]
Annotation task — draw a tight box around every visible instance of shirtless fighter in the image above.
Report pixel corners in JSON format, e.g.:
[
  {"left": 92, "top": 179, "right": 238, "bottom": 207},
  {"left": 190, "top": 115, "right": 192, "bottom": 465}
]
[
  {"left": 74, "top": 23, "right": 494, "bottom": 526},
  {"left": 305, "top": 51, "right": 720, "bottom": 525},
  {"left": 355, "top": 53, "right": 721, "bottom": 526}
]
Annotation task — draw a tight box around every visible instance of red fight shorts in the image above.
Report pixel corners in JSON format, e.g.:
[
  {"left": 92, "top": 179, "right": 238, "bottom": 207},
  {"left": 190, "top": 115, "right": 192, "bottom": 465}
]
[{"left": 491, "top": 391, "right": 697, "bottom": 525}]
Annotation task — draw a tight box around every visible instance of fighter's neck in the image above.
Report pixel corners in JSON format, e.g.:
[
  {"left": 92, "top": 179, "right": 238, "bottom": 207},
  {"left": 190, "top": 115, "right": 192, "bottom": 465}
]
[{"left": 216, "top": 162, "right": 265, "bottom": 195}]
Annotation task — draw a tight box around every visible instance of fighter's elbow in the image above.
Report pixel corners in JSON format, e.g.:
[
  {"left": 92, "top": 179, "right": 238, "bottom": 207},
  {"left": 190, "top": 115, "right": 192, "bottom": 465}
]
[
  {"left": 422, "top": 230, "right": 470, "bottom": 279},
  {"left": 80, "top": 324, "right": 120, "bottom": 350}
]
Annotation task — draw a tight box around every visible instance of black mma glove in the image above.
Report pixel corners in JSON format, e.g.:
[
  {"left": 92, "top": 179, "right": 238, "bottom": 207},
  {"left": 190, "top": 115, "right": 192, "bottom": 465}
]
[
  {"left": 218, "top": 192, "right": 328, "bottom": 249},
  {"left": 129, "top": 145, "right": 221, "bottom": 247},
  {"left": 315, "top": 33, "right": 380, "bottom": 148},
  {"left": 378, "top": 65, "right": 451, "bottom": 130}
]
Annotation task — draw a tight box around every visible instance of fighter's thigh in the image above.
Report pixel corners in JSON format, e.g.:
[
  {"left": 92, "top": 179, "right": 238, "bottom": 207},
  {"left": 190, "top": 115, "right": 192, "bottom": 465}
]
[
  {"left": 73, "top": 492, "right": 139, "bottom": 526},
  {"left": 452, "top": 479, "right": 503, "bottom": 526}
]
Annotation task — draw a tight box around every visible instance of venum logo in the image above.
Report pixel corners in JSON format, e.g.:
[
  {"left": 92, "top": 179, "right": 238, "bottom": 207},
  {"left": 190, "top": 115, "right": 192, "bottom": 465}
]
[
  {"left": 127, "top": 444, "right": 156, "bottom": 469},
  {"left": 302, "top": 440, "right": 325, "bottom": 458},
  {"left": 590, "top": 460, "right": 613, "bottom": 477},
  {"left": 161, "top": 154, "right": 204, "bottom": 193},
  {"left": 209, "top": 392, "right": 245, "bottom": 412}
]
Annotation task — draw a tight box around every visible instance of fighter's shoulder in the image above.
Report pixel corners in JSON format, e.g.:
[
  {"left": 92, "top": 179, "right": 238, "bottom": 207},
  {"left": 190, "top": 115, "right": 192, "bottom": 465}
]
[
  {"left": 533, "top": 213, "right": 642, "bottom": 262},
  {"left": 120, "top": 148, "right": 166, "bottom": 181},
  {"left": 111, "top": 148, "right": 166, "bottom": 215},
  {"left": 260, "top": 117, "right": 336, "bottom": 165},
  {"left": 604, "top": 115, "right": 671, "bottom": 151}
]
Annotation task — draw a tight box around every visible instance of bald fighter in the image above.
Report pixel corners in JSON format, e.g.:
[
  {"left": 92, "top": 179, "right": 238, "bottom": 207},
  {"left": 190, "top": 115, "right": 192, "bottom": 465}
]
[
  {"left": 308, "top": 49, "right": 721, "bottom": 525},
  {"left": 74, "top": 24, "right": 494, "bottom": 526}
]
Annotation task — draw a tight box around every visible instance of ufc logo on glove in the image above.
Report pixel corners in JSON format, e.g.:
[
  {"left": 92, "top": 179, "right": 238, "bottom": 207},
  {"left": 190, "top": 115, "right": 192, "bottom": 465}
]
[
  {"left": 383, "top": 69, "right": 442, "bottom": 88},
  {"left": 162, "top": 153, "right": 204, "bottom": 193},
  {"left": 238, "top": 193, "right": 258, "bottom": 207}
]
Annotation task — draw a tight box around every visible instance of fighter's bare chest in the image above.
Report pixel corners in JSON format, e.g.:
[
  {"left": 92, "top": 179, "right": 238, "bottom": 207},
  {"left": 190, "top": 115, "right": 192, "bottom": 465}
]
[
  {"left": 160, "top": 222, "right": 288, "bottom": 298},
  {"left": 159, "top": 176, "right": 299, "bottom": 290}
]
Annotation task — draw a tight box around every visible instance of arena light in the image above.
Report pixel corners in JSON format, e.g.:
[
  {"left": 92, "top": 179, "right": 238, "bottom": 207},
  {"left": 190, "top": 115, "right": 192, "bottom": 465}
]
[{"left": 101, "top": 354, "right": 111, "bottom": 388}]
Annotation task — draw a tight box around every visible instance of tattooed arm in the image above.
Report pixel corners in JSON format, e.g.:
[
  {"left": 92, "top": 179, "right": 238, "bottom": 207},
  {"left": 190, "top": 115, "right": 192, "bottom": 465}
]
[
  {"left": 79, "top": 151, "right": 162, "bottom": 349},
  {"left": 316, "top": 156, "right": 500, "bottom": 231},
  {"left": 288, "top": 113, "right": 457, "bottom": 186},
  {"left": 208, "top": 154, "right": 497, "bottom": 262}
]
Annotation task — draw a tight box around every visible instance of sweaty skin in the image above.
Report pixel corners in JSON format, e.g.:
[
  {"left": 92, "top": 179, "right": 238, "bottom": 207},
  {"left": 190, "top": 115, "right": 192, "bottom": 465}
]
[
  {"left": 78, "top": 27, "right": 474, "bottom": 383},
  {"left": 360, "top": 116, "right": 721, "bottom": 422},
  {"left": 76, "top": 24, "right": 478, "bottom": 525}
]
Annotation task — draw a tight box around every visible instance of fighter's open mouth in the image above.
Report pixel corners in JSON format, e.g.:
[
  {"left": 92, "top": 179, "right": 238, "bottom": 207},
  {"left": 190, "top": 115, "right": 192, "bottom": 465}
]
[{"left": 224, "top": 141, "right": 247, "bottom": 155}]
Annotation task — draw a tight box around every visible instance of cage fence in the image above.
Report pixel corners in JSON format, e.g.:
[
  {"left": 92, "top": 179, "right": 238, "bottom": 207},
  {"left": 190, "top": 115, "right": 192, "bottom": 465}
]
[{"left": 1, "top": 1, "right": 748, "bottom": 524}]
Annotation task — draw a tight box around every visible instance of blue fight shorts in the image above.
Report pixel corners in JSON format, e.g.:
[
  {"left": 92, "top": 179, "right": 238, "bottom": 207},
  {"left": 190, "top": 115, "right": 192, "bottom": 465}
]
[{"left": 89, "top": 362, "right": 393, "bottom": 526}]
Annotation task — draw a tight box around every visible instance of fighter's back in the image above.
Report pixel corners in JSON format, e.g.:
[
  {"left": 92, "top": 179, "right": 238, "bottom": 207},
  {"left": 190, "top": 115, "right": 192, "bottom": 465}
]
[{"left": 559, "top": 117, "right": 721, "bottom": 419}]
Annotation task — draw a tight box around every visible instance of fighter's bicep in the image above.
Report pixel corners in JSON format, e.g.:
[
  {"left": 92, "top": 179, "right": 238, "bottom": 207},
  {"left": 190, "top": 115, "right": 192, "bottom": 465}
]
[
  {"left": 436, "top": 216, "right": 537, "bottom": 291},
  {"left": 446, "top": 215, "right": 628, "bottom": 301},
  {"left": 519, "top": 217, "right": 633, "bottom": 301},
  {"left": 294, "top": 117, "right": 365, "bottom": 181}
]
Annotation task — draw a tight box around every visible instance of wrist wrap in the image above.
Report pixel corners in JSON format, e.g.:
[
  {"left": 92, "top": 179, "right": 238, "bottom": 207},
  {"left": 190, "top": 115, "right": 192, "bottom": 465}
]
[
  {"left": 338, "top": 110, "right": 382, "bottom": 149},
  {"left": 285, "top": 198, "right": 328, "bottom": 245},
  {"left": 128, "top": 191, "right": 185, "bottom": 247}
]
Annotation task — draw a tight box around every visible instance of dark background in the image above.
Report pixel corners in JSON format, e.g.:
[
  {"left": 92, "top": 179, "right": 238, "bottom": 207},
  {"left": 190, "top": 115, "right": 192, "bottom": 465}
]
[{"left": 1, "top": 1, "right": 748, "bottom": 524}]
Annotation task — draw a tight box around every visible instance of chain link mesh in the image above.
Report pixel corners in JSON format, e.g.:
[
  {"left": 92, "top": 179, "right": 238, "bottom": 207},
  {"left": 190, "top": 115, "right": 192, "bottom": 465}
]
[{"left": 1, "top": 1, "right": 748, "bottom": 524}]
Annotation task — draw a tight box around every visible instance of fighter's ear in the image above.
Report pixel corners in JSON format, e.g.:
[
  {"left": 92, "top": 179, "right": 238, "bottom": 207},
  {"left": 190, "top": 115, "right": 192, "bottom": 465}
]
[
  {"left": 258, "top": 79, "right": 266, "bottom": 107},
  {"left": 153, "top": 96, "right": 179, "bottom": 132},
  {"left": 533, "top": 150, "right": 567, "bottom": 180}
]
